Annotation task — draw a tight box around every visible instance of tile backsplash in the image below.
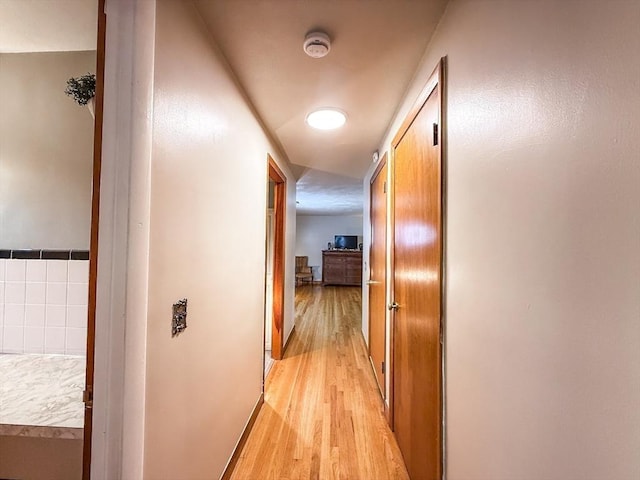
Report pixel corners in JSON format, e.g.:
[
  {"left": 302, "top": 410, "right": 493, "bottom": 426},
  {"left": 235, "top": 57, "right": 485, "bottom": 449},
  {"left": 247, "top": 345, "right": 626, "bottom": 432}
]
[{"left": 0, "top": 256, "right": 89, "bottom": 355}]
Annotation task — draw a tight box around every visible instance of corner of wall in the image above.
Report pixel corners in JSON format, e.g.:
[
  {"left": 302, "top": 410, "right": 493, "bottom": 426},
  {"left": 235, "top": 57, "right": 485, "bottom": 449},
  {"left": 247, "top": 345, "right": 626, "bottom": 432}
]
[{"left": 92, "top": 1, "right": 157, "bottom": 479}]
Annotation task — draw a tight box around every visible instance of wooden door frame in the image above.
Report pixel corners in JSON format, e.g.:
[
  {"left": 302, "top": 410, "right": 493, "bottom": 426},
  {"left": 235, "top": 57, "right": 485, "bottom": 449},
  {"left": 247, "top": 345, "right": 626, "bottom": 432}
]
[
  {"left": 82, "top": 1, "right": 106, "bottom": 478},
  {"left": 388, "top": 57, "right": 446, "bottom": 468},
  {"left": 268, "top": 155, "right": 287, "bottom": 360},
  {"left": 368, "top": 153, "right": 388, "bottom": 401}
]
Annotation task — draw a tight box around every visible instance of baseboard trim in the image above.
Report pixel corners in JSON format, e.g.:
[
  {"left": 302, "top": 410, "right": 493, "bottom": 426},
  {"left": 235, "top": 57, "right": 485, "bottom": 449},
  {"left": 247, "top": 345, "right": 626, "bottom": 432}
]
[
  {"left": 384, "top": 401, "right": 391, "bottom": 427},
  {"left": 283, "top": 324, "right": 296, "bottom": 355},
  {"left": 359, "top": 330, "right": 391, "bottom": 427},
  {"left": 219, "top": 393, "right": 264, "bottom": 480},
  {"left": 368, "top": 355, "right": 385, "bottom": 402}
]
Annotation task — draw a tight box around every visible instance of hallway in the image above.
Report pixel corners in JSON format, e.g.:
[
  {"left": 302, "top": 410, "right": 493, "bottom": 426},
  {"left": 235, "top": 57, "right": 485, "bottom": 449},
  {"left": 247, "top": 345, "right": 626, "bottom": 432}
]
[{"left": 230, "top": 286, "right": 409, "bottom": 480}]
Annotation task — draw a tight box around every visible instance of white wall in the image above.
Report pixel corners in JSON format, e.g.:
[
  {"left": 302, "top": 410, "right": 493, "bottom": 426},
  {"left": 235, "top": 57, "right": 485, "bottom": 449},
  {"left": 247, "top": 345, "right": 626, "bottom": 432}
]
[
  {"left": 0, "top": 52, "right": 95, "bottom": 250},
  {"left": 296, "top": 215, "right": 363, "bottom": 280},
  {"left": 364, "top": 1, "right": 640, "bottom": 478},
  {"left": 94, "top": 3, "right": 297, "bottom": 478},
  {"left": 143, "top": 2, "right": 296, "bottom": 479}
]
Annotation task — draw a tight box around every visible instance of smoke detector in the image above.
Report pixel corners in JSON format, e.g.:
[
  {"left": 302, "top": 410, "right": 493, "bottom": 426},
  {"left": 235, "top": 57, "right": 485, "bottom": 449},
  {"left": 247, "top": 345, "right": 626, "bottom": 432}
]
[{"left": 303, "top": 31, "right": 331, "bottom": 58}]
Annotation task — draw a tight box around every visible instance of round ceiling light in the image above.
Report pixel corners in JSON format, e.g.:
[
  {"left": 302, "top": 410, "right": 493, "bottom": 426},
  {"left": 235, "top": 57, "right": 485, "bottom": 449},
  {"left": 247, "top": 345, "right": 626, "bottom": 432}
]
[{"left": 306, "top": 108, "right": 347, "bottom": 130}]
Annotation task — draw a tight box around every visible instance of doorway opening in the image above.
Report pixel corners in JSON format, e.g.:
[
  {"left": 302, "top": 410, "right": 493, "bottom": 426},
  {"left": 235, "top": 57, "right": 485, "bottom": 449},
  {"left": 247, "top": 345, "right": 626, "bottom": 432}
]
[
  {"left": 264, "top": 182, "right": 275, "bottom": 376},
  {"left": 265, "top": 156, "right": 286, "bottom": 371},
  {"left": 0, "top": 2, "right": 104, "bottom": 480}
]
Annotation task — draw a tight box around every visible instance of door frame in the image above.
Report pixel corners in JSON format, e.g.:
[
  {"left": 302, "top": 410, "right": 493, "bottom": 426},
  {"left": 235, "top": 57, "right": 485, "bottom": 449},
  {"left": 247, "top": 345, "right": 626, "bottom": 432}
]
[
  {"left": 82, "top": 0, "right": 106, "bottom": 478},
  {"left": 368, "top": 153, "right": 388, "bottom": 400},
  {"left": 267, "top": 155, "right": 287, "bottom": 361},
  {"left": 388, "top": 57, "right": 446, "bottom": 473}
]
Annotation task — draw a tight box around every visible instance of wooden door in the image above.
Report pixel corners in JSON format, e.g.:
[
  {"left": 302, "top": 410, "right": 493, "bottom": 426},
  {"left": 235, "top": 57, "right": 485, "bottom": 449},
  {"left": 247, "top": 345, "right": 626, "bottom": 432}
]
[
  {"left": 392, "top": 61, "right": 443, "bottom": 480},
  {"left": 369, "top": 156, "right": 387, "bottom": 397}
]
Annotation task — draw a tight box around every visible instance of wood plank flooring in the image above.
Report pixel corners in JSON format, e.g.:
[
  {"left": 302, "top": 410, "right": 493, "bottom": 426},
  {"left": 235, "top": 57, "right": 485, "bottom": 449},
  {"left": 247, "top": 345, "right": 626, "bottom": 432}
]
[{"left": 230, "top": 285, "right": 409, "bottom": 480}]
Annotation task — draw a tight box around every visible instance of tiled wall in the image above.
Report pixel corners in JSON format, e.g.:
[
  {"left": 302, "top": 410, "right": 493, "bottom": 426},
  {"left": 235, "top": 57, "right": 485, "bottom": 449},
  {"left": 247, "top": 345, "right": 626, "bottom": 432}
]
[{"left": 0, "top": 253, "right": 89, "bottom": 355}]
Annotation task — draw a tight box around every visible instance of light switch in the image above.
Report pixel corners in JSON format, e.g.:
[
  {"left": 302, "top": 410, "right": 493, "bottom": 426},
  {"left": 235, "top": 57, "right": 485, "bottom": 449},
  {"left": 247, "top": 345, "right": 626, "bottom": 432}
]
[{"left": 172, "top": 298, "right": 187, "bottom": 337}]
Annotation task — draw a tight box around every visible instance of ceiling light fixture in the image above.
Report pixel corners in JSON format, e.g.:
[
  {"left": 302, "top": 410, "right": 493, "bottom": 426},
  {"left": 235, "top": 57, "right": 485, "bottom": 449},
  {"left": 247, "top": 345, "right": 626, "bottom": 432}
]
[{"left": 306, "top": 108, "right": 347, "bottom": 130}]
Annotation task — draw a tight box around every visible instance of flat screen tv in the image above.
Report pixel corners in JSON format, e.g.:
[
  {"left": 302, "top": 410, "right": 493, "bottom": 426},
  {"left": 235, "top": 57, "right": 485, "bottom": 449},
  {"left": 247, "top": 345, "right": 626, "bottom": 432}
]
[{"left": 334, "top": 235, "right": 358, "bottom": 250}]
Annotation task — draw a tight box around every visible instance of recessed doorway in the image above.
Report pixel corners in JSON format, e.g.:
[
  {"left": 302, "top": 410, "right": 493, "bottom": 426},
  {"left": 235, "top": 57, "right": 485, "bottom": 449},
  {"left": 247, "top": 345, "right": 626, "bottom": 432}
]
[{"left": 265, "top": 155, "right": 286, "bottom": 374}]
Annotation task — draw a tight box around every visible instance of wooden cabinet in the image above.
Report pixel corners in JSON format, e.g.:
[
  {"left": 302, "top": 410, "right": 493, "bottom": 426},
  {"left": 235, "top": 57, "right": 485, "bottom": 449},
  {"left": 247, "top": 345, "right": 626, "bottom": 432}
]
[{"left": 322, "top": 250, "right": 362, "bottom": 286}]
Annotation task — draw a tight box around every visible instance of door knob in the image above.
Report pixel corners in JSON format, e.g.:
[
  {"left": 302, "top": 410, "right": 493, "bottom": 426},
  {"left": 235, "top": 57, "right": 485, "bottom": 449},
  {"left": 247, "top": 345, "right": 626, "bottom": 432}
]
[
  {"left": 388, "top": 302, "right": 399, "bottom": 311},
  {"left": 366, "top": 280, "right": 379, "bottom": 285}
]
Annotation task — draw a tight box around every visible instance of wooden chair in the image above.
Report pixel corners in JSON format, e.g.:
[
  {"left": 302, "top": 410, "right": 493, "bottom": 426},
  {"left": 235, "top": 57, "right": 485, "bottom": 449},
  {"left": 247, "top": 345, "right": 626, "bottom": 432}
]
[{"left": 295, "top": 256, "right": 313, "bottom": 286}]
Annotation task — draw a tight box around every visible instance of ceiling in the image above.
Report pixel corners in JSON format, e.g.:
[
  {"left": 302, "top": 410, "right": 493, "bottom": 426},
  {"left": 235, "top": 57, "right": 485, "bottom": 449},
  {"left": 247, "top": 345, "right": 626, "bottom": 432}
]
[
  {"left": 194, "top": 0, "right": 448, "bottom": 214},
  {"left": 296, "top": 169, "right": 363, "bottom": 216},
  {"left": 0, "top": 1, "right": 97, "bottom": 53},
  {"left": 0, "top": 0, "right": 448, "bottom": 215}
]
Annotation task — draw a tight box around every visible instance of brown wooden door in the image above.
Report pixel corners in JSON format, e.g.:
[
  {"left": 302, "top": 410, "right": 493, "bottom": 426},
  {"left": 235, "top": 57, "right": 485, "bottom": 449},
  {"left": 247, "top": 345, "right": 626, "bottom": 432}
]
[
  {"left": 392, "top": 63, "right": 443, "bottom": 480},
  {"left": 369, "top": 156, "right": 387, "bottom": 396}
]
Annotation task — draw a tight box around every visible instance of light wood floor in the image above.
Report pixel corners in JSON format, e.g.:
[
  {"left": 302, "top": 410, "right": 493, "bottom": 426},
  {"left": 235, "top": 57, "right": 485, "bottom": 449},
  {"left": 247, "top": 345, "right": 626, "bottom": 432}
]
[{"left": 230, "top": 285, "right": 409, "bottom": 480}]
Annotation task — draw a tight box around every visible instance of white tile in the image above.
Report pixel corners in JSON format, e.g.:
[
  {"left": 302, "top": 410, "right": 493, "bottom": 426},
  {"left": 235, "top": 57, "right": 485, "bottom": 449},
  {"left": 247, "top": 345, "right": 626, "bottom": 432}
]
[
  {"left": 5, "top": 260, "right": 26, "bottom": 281},
  {"left": 45, "top": 305, "right": 66, "bottom": 327},
  {"left": 68, "top": 260, "right": 89, "bottom": 283},
  {"left": 0, "top": 305, "right": 4, "bottom": 326},
  {"left": 24, "top": 326, "right": 45, "bottom": 353},
  {"left": 3, "top": 325, "right": 24, "bottom": 352},
  {"left": 4, "top": 304, "right": 25, "bottom": 326},
  {"left": 67, "top": 305, "right": 88, "bottom": 328},
  {"left": 46, "top": 282, "right": 67, "bottom": 305},
  {"left": 25, "top": 304, "right": 46, "bottom": 327},
  {"left": 26, "top": 282, "right": 46, "bottom": 304},
  {"left": 67, "top": 283, "right": 88, "bottom": 306},
  {"left": 0, "top": 281, "right": 4, "bottom": 303},
  {"left": 45, "top": 327, "right": 65, "bottom": 354},
  {"left": 25, "top": 260, "right": 47, "bottom": 282},
  {"left": 0, "top": 259, "right": 5, "bottom": 281},
  {"left": 46, "top": 260, "right": 68, "bottom": 282},
  {"left": 66, "top": 327, "right": 87, "bottom": 352},
  {"left": 4, "top": 282, "right": 25, "bottom": 304}
]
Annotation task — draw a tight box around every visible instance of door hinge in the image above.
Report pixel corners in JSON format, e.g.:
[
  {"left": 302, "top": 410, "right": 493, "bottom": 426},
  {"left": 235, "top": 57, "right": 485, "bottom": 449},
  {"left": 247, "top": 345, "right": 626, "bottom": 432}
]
[
  {"left": 383, "top": 181, "right": 387, "bottom": 193},
  {"left": 433, "top": 123, "right": 439, "bottom": 146},
  {"left": 440, "top": 321, "right": 444, "bottom": 344},
  {"left": 83, "top": 387, "right": 93, "bottom": 408},
  {"left": 381, "top": 361, "right": 385, "bottom": 374}
]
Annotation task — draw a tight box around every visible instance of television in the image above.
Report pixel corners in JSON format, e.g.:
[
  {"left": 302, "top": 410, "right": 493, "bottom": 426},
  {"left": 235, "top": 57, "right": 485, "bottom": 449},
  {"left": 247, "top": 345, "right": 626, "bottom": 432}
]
[{"left": 334, "top": 235, "right": 358, "bottom": 250}]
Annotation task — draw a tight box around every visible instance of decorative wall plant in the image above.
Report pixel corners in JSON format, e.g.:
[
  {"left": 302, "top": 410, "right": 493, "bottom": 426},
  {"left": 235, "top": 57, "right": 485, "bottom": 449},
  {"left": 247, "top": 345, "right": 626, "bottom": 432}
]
[
  {"left": 64, "top": 73, "right": 96, "bottom": 117},
  {"left": 64, "top": 73, "right": 96, "bottom": 105}
]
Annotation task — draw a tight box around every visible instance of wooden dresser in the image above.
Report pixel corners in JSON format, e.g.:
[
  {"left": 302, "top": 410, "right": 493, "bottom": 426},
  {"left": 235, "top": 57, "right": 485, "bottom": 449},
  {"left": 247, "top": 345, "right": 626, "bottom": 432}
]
[{"left": 322, "top": 250, "right": 362, "bottom": 286}]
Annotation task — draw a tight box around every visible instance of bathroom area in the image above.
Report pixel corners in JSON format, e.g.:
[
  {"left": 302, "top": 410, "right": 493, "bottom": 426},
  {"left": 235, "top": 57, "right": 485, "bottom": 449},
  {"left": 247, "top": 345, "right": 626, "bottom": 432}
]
[
  {"left": 0, "top": 3, "right": 98, "bottom": 478},
  {"left": 0, "top": 252, "right": 89, "bottom": 431}
]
